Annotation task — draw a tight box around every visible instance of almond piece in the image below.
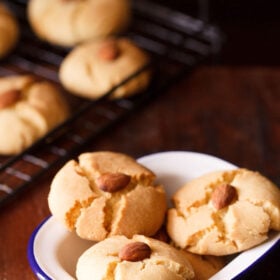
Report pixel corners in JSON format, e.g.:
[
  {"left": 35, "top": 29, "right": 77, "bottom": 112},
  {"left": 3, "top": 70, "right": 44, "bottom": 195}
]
[
  {"left": 119, "top": 242, "right": 151, "bottom": 262},
  {"left": 98, "top": 39, "right": 120, "bottom": 61},
  {"left": 0, "top": 89, "right": 21, "bottom": 109},
  {"left": 211, "top": 183, "right": 237, "bottom": 210},
  {"left": 96, "top": 172, "right": 131, "bottom": 193}
]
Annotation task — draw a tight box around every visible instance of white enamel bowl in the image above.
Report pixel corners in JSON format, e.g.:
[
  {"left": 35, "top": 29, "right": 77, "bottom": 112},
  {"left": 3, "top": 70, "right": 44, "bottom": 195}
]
[{"left": 28, "top": 151, "right": 280, "bottom": 280}]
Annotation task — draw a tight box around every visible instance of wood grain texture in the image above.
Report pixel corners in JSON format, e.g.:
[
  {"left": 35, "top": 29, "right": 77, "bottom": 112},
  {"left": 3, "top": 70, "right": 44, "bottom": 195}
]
[{"left": 1, "top": 66, "right": 280, "bottom": 279}]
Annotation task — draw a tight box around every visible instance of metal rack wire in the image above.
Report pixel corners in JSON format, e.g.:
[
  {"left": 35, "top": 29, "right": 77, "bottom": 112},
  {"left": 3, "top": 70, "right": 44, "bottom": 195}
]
[{"left": 0, "top": 0, "right": 223, "bottom": 207}]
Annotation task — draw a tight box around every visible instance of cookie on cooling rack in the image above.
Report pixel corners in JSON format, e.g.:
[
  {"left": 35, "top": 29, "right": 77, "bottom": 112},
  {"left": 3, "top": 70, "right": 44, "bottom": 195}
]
[
  {"left": 59, "top": 37, "right": 151, "bottom": 99},
  {"left": 76, "top": 235, "right": 195, "bottom": 280},
  {"left": 0, "top": 2, "right": 19, "bottom": 58},
  {"left": 27, "top": 0, "right": 131, "bottom": 47},
  {"left": 0, "top": 75, "right": 69, "bottom": 155},
  {"left": 167, "top": 168, "right": 280, "bottom": 256},
  {"left": 48, "top": 151, "right": 167, "bottom": 241}
]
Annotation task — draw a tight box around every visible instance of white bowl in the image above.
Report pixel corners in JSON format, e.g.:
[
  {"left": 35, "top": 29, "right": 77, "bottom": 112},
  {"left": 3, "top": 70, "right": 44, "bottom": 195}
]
[{"left": 27, "top": 151, "right": 280, "bottom": 280}]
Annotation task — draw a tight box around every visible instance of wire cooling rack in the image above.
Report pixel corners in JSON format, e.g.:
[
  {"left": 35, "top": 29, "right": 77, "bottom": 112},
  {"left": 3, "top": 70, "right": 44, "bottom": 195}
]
[{"left": 0, "top": 0, "right": 223, "bottom": 207}]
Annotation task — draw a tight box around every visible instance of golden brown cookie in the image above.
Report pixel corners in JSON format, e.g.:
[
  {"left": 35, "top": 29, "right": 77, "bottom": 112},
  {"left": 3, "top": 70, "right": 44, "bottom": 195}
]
[
  {"left": 0, "top": 3, "right": 19, "bottom": 58},
  {"left": 48, "top": 151, "right": 167, "bottom": 241},
  {"left": 76, "top": 235, "right": 195, "bottom": 280},
  {"left": 167, "top": 169, "right": 280, "bottom": 256},
  {"left": 59, "top": 37, "right": 151, "bottom": 99},
  {"left": 27, "top": 0, "right": 131, "bottom": 47},
  {"left": 183, "top": 252, "right": 225, "bottom": 280},
  {"left": 0, "top": 75, "right": 69, "bottom": 155}
]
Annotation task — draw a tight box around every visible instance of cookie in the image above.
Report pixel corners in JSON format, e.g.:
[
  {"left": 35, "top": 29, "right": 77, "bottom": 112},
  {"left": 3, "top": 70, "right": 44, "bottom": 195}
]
[
  {"left": 59, "top": 37, "right": 151, "bottom": 99},
  {"left": 151, "top": 226, "right": 225, "bottom": 279},
  {"left": 167, "top": 168, "right": 280, "bottom": 256},
  {"left": 27, "top": 0, "right": 131, "bottom": 47},
  {"left": 183, "top": 252, "right": 225, "bottom": 280},
  {"left": 76, "top": 235, "right": 195, "bottom": 280},
  {"left": 0, "top": 3, "right": 19, "bottom": 58},
  {"left": 0, "top": 75, "right": 69, "bottom": 155},
  {"left": 48, "top": 151, "right": 167, "bottom": 241}
]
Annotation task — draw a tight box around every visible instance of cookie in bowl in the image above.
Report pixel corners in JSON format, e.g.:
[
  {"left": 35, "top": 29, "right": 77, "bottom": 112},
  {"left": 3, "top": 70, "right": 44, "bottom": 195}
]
[
  {"left": 76, "top": 235, "right": 195, "bottom": 280},
  {"left": 59, "top": 37, "right": 151, "bottom": 99},
  {"left": 27, "top": 0, "right": 131, "bottom": 47},
  {"left": 0, "top": 2, "right": 19, "bottom": 58},
  {"left": 151, "top": 224, "right": 226, "bottom": 280},
  {"left": 167, "top": 168, "right": 280, "bottom": 256},
  {"left": 183, "top": 252, "right": 225, "bottom": 280},
  {"left": 0, "top": 75, "right": 69, "bottom": 155},
  {"left": 48, "top": 151, "right": 167, "bottom": 241}
]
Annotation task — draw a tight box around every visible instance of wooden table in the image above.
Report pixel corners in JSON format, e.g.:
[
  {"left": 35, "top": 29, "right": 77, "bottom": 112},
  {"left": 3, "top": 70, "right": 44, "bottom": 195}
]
[
  {"left": 1, "top": 65, "right": 280, "bottom": 279},
  {"left": 1, "top": 1, "right": 280, "bottom": 279}
]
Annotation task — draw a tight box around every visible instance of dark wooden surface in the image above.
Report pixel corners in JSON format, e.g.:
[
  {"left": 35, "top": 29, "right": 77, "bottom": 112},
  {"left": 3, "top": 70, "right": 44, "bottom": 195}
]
[
  {"left": 1, "top": 1, "right": 280, "bottom": 280},
  {"left": 1, "top": 66, "right": 280, "bottom": 279}
]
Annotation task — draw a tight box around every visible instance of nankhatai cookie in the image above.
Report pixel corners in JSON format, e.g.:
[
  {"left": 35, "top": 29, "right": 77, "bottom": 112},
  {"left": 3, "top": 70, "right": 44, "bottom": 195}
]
[
  {"left": 48, "top": 151, "right": 167, "bottom": 241},
  {"left": 59, "top": 37, "right": 151, "bottom": 99},
  {"left": 183, "top": 252, "right": 225, "bottom": 280},
  {"left": 167, "top": 168, "right": 280, "bottom": 256},
  {"left": 0, "top": 2, "right": 19, "bottom": 58},
  {"left": 0, "top": 75, "right": 69, "bottom": 155},
  {"left": 27, "top": 0, "right": 131, "bottom": 47},
  {"left": 76, "top": 235, "right": 195, "bottom": 280}
]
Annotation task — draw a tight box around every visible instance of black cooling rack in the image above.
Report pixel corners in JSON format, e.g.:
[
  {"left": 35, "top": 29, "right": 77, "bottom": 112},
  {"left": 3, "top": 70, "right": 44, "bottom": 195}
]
[{"left": 0, "top": 0, "right": 223, "bottom": 207}]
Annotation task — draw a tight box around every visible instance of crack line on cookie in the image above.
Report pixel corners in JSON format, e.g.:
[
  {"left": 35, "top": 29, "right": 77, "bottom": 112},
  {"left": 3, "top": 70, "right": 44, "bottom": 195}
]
[
  {"left": 74, "top": 159, "right": 160, "bottom": 238},
  {"left": 187, "top": 170, "right": 240, "bottom": 210},
  {"left": 66, "top": 196, "right": 95, "bottom": 229},
  {"left": 210, "top": 211, "right": 238, "bottom": 248},
  {"left": 153, "top": 259, "right": 193, "bottom": 278},
  {"left": 103, "top": 198, "right": 115, "bottom": 236},
  {"left": 104, "top": 261, "right": 118, "bottom": 280},
  {"left": 244, "top": 199, "right": 277, "bottom": 229}
]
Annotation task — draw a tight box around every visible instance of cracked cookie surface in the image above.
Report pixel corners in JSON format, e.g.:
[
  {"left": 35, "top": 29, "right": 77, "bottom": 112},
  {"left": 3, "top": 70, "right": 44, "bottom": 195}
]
[
  {"left": 0, "top": 75, "right": 69, "bottom": 155},
  {"left": 48, "top": 151, "right": 167, "bottom": 241},
  {"left": 183, "top": 251, "right": 225, "bottom": 280},
  {"left": 76, "top": 235, "right": 195, "bottom": 280},
  {"left": 59, "top": 37, "right": 151, "bottom": 99},
  {"left": 27, "top": 0, "right": 131, "bottom": 47},
  {"left": 167, "top": 168, "right": 280, "bottom": 255}
]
